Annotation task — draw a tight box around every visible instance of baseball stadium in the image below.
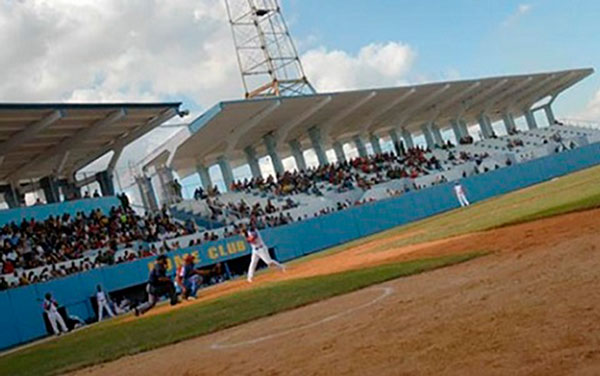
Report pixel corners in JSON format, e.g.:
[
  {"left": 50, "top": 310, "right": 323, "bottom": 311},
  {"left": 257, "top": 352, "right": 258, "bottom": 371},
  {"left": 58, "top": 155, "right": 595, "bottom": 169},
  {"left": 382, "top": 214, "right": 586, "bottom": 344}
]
[{"left": 1, "top": 1, "right": 600, "bottom": 375}]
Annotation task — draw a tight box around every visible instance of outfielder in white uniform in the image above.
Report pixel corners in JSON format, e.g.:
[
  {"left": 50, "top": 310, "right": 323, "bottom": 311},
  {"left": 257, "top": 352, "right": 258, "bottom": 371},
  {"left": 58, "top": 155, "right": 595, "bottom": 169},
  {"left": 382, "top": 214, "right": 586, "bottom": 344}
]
[
  {"left": 245, "top": 227, "right": 285, "bottom": 283},
  {"left": 454, "top": 182, "right": 470, "bottom": 207},
  {"left": 96, "top": 285, "right": 115, "bottom": 321},
  {"left": 42, "top": 293, "right": 68, "bottom": 336}
]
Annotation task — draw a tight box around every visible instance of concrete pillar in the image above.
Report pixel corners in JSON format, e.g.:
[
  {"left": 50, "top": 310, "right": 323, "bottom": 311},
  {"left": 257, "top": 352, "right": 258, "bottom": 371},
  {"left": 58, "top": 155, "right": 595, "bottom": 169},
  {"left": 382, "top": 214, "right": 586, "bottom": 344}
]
[
  {"left": 388, "top": 129, "right": 404, "bottom": 156},
  {"left": 459, "top": 120, "right": 470, "bottom": 138},
  {"left": 420, "top": 123, "right": 435, "bottom": 149},
  {"left": 369, "top": 134, "right": 382, "bottom": 155},
  {"left": 1, "top": 185, "right": 21, "bottom": 208},
  {"left": 450, "top": 119, "right": 464, "bottom": 141},
  {"left": 353, "top": 135, "right": 368, "bottom": 158},
  {"left": 156, "top": 166, "right": 178, "bottom": 204},
  {"left": 263, "top": 133, "right": 284, "bottom": 175},
  {"left": 196, "top": 163, "right": 213, "bottom": 189},
  {"left": 288, "top": 139, "right": 307, "bottom": 171},
  {"left": 401, "top": 128, "right": 414, "bottom": 149},
  {"left": 430, "top": 124, "right": 444, "bottom": 146},
  {"left": 244, "top": 146, "right": 262, "bottom": 179},
  {"left": 333, "top": 141, "right": 346, "bottom": 163},
  {"left": 308, "top": 127, "right": 329, "bottom": 166},
  {"left": 544, "top": 105, "right": 556, "bottom": 125},
  {"left": 217, "top": 157, "right": 234, "bottom": 189},
  {"left": 502, "top": 113, "right": 517, "bottom": 134},
  {"left": 477, "top": 114, "right": 494, "bottom": 139},
  {"left": 95, "top": 171, "right": 115, "bottom": 196},
  {"left": 60, "top": 180, "right": 81, "bottom": 200},
  {"left": 40, "top": 176, "right": 60, "bottom": 203},
  {"left": 524, "top": 110, "right": 538, "bottom": 130},
  {"left": 135, "top": 176, "right": 158, "bottom": 212}
]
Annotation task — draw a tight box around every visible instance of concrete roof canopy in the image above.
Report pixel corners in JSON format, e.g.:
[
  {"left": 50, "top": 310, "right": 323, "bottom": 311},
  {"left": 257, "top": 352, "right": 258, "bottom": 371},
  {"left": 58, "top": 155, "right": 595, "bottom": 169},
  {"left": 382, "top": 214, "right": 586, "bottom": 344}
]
[
  {"left": 0, "top": 102, "right": 182, "bottom": 185},
  {"left": 171, "top": 68, "right": 593, "bottom": 179}
]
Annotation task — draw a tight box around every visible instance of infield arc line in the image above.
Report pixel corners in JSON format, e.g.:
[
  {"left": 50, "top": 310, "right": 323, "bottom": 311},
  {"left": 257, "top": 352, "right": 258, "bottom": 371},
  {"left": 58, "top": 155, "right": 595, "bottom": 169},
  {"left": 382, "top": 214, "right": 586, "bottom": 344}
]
[{"left": 210, "top": 286, "right": 394, "bottom": 350}]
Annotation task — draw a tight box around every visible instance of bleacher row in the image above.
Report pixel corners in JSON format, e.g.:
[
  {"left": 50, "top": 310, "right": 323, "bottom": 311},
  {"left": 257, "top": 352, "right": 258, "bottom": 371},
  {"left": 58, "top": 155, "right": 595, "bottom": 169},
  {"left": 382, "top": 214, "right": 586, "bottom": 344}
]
[{"left": 2, "top": 123, "right": 599, "bottom": 289}]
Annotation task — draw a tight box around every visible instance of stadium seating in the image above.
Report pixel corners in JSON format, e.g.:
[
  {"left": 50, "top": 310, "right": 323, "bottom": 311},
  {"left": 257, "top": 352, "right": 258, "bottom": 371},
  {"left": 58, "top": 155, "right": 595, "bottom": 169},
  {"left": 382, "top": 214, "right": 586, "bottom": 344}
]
[{"left": 3, "top": 123, "right": 600, "bottom": 291}]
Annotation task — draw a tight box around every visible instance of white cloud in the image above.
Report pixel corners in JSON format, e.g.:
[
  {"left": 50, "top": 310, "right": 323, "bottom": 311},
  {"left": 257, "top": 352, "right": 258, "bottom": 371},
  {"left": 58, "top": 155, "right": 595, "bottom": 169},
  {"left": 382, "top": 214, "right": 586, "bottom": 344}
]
[
  {"left": 577, "top": 88, "right": 600, "bottom": 122},
  {"left": 503, "top": 3, "right": 533, "bottom": 26},
  {"left": 0, "top": 0, "right": 242, "bottom": 107},
  {"left": 301, "top": 42, "right": 416, "bottom": 92},
  {"left": 0, "top": 1, "right": 420, "bottom": 187}
]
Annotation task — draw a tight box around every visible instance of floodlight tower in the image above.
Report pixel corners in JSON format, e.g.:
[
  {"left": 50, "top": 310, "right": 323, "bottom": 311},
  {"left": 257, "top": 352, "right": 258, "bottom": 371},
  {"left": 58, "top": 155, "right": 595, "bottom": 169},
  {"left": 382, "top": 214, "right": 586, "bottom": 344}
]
[{"left": 224, "top": 0, "right": 316, "bottom": 99}]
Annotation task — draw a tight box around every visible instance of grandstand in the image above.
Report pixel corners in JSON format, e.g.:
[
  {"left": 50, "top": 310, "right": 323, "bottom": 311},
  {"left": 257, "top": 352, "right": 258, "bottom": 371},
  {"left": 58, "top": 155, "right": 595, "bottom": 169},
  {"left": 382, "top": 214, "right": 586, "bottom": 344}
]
[{"left": 145, "top": 68, "right": 599, "bottom": 232}]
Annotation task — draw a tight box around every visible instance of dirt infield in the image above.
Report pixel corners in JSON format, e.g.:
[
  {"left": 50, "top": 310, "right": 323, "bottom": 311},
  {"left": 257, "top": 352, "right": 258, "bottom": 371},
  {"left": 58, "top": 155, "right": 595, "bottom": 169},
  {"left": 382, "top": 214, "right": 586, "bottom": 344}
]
[{"left": 74, "top": 208, "right": 600, "bottom": 375}]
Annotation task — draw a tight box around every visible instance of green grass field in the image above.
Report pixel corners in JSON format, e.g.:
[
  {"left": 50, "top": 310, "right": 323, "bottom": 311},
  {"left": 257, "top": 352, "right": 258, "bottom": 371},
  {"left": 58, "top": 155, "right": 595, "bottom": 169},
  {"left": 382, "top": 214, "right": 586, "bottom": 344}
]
[{"left": 2, "top": 164, "right": 600, "bottom": 376}]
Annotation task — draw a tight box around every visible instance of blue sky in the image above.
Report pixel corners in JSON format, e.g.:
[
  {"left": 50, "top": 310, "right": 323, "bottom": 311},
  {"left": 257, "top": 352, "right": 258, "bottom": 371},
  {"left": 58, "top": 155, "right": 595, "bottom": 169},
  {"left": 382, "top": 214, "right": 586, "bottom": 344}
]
[{"left": 285, "top": 0, "right": 599, "bottom": 118}]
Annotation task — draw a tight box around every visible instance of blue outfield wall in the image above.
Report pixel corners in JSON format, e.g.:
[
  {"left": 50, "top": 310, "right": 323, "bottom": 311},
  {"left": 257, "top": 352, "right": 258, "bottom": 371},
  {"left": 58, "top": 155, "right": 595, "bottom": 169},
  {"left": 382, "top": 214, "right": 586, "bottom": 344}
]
[
  {"left": 0, "top": 196, "right": 121, "bottom": 226},
  {"left": 1, "top": 142, "right": 600, "bottom": 349}
]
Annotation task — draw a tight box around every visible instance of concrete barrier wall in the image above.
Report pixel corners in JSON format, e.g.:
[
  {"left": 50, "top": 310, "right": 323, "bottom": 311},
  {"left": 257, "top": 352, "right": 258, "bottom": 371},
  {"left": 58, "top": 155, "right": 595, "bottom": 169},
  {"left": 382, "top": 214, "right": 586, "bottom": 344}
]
[{"left": 1, "top": 142, "right": 599, "bottom": 349}]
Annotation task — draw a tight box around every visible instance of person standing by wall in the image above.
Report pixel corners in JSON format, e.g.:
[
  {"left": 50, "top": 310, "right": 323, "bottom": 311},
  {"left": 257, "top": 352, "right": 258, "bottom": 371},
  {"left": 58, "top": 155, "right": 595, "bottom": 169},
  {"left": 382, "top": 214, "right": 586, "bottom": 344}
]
[
  {"left": 42, "top": 292, "right": 68, "bottom": 336},
  {"left": 453, "top": 182, "right": 470, "bottom": 207},
  {"left": 96, "top": 285, "right": 115, "bottom": 321}
]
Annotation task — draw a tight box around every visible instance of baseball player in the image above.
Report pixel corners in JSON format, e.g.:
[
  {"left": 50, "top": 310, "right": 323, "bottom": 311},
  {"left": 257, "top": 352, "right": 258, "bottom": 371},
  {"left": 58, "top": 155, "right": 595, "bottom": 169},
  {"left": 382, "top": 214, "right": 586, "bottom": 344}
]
[
  {"left": 42, "top": 293, "right": 68, "bottom": 336},
  {"left": 244, "top": 225, "right": 285, "bottom": 283},
  {"left": 453, "top": 182, "right": 470, "bottom": 207},
  {"left": 134, "top": 255, "right": 178, "bottom": 316},
  {"left": 176, "top": 256, "right": 223, "bottom": 300},
  {"left": 96, "top": 285, "right": 115, "bottom": 321}
]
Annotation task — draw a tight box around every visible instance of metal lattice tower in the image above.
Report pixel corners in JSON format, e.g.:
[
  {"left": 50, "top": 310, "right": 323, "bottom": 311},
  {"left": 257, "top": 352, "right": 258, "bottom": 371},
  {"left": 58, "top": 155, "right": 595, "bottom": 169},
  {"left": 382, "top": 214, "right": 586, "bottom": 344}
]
[{"left": 224, "top": 0, "right": 316, "bottom": 99}]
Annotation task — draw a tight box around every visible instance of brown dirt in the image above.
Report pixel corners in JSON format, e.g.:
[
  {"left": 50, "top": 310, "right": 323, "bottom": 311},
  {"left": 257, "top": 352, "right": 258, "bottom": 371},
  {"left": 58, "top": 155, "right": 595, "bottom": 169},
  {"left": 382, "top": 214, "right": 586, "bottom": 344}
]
[{"left": 74, "top": 208, "right": 600, "bottom": 375}]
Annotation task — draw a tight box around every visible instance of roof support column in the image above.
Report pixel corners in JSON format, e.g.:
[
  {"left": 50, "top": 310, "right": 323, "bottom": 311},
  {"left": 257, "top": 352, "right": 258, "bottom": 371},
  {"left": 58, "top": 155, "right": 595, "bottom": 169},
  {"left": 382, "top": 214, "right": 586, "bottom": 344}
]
[
  {"left": 196, "top": 163, "right": 213, "bottom": 189},
  {"left": 420, "top": 123, "right": 435, "bottom": 149},
  {"left": 353, "top": 135, "right": 368, "bottom": 158},
  {"left": 1, "top": 185, "right": 21, "bottom": 208},
  {"left": 288, "top": 139, "right": 307, "bottom": 171},
  {"left": 430, "top": 123, "right": 444, "bottom": 146},
  {"left": 244, "top": 146, "right": 262, "bottom": 179},
  {"left": 400, "top": 128, "right": 414, "bottom": 149},
  {"left": 459, "top": 120, "right": 470, "bottom": 138},
  {"left": 95, "top": 171, "right": 115, "bottom": 197},
  {"left": 477, "top": 114, "right": 494, "bottom": 139},
  {"left": 308, "top": 127, "right": 328, "bottom": 166},
  {"left": 40, "top": 176, "right": 60, "bottom": 203},
  {"left": 263, "top": 133, "right": 285, "bottom": 175},
  {"left": 217, "top": 157, "right": 234, "bottom": 190},
  {"left": 524, "top": 109, "right": 538, "bottom": 130},
  {"left": 333, "top": 141, "right": 346, "bottom": 163},
  {"left": 450, "top": 119, "right": 465, "bottom": 141},
  {"left": 369, "top": 134, "right": 382, "bottom": 155},
  {"left": 61, "top": 180, "right": 81, "bottom": 200},
  {"left": 544, "top": 104, "right": 556, "bottom": 125},
  {"left": 388, "top": 129, "right": 404, "bottom": 156},
  {"left": 502, "top": 113, "right": 517, "bottom": 134},
  {"left": 135, "top": 175, "right": 158, "bottom": 212}
]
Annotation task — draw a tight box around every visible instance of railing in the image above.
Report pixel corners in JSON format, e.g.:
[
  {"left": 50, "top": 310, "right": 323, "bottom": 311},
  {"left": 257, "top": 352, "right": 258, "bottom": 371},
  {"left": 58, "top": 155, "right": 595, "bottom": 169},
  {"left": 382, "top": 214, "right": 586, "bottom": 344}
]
[{"left": 557, "top": 118, "right": 600, "bottom": 130}]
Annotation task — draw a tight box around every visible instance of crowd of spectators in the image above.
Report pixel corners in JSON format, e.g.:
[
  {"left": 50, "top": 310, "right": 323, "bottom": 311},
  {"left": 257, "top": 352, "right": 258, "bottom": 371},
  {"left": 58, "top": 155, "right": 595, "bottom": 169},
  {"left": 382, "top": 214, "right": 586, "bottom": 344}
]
[
  {"left": 0, "top": 204, "right": 197, "bottom": 290},
  {"left": 227, "top": 148, "right": 449, "bottom": 198}
]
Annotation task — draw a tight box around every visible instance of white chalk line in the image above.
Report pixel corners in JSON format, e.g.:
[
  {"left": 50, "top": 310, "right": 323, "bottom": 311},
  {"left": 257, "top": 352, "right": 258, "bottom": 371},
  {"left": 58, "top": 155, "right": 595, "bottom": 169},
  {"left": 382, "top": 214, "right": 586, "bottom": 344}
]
[{"left": 210, "top": 286, "right": 394, "bottom": 350}]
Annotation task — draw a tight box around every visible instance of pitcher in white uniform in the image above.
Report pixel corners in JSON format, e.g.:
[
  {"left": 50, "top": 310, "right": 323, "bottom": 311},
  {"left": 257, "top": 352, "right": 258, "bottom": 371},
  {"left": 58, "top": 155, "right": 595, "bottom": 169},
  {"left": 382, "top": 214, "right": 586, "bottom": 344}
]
[
  {"left": 244, "top": 226, "right": 286, "bottom": 283},
  {"left": 42, "top": 293, "right": 68, "bottom": 336},
  {"left": 96, "top": 285, "right": 115, "bottom": 321},
  {"left": 454, "top": 182, "right": 470, "bottom": 207}
]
